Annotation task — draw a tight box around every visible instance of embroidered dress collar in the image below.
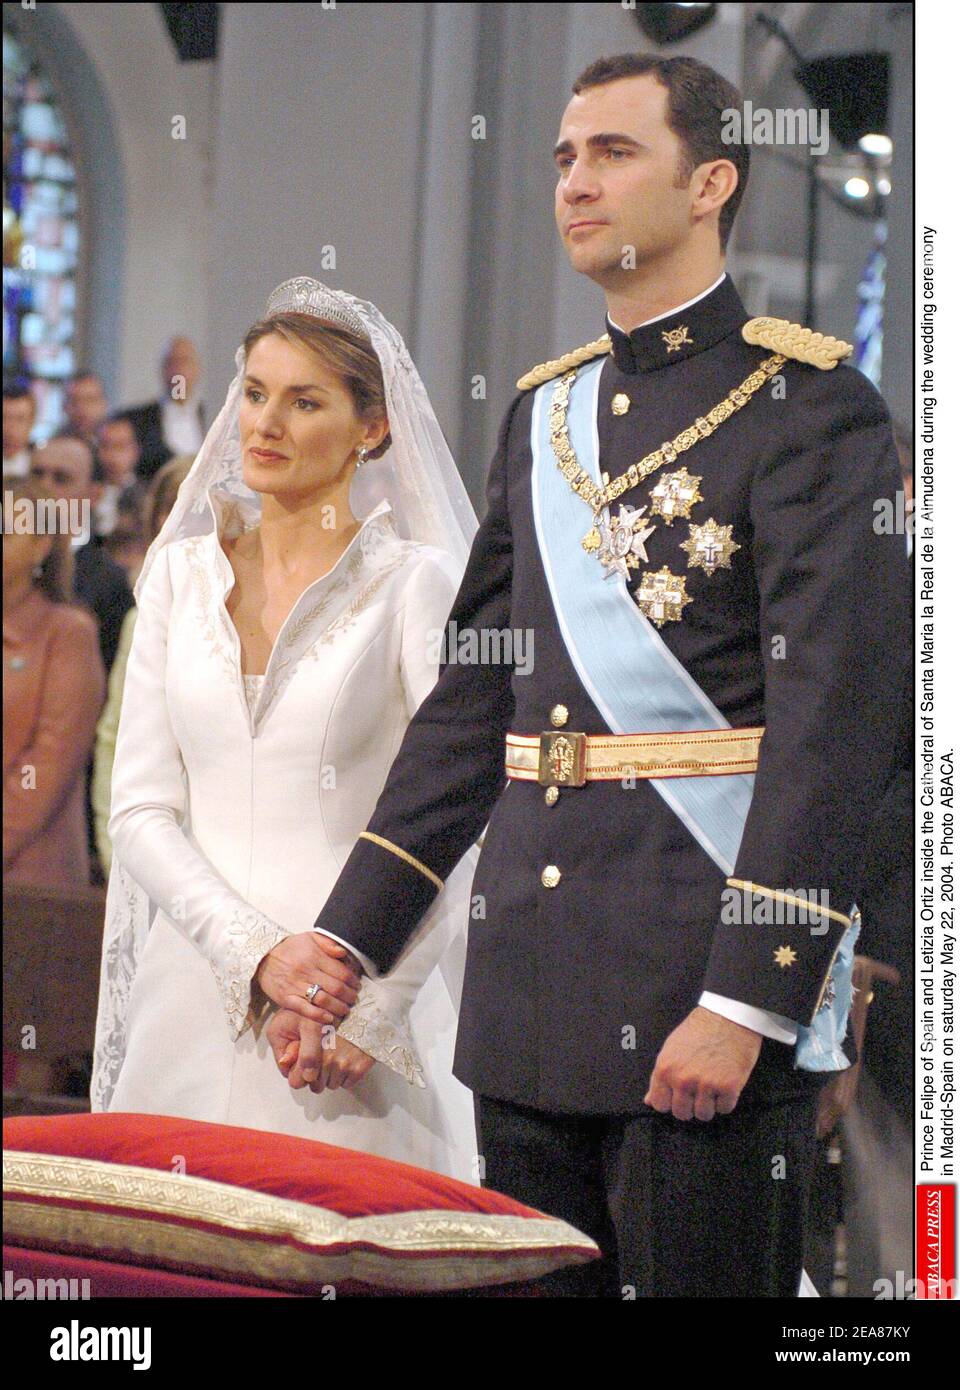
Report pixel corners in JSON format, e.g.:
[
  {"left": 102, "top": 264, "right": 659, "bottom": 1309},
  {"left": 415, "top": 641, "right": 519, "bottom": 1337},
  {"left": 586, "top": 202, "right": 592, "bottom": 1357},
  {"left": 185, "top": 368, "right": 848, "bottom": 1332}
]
[{"left": 186, "top": 487, "right": 402, "bottom": 735}]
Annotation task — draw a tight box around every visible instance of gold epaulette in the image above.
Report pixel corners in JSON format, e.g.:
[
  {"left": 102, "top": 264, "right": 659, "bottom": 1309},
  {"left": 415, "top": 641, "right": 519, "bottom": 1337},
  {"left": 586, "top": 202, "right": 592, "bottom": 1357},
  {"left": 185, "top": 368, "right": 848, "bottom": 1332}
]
[
  {"left": 516, "top": 334, "right": 612, "bottom": 391},
  {"left": 741, "top": 316, "right": 853, "bottom": 371}
]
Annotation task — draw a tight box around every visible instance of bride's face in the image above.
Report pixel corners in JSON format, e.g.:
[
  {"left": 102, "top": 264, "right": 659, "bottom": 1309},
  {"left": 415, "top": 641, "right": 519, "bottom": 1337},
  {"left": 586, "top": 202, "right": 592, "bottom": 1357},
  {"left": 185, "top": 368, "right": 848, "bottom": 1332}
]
[{"left": 239, "top": 333, "right": 384, "bottom": 502}]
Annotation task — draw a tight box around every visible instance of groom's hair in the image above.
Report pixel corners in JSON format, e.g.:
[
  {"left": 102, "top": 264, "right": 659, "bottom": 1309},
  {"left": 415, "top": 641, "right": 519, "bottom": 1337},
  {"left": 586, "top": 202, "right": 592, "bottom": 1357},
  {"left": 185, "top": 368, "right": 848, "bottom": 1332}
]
[{"left": 572, "top": 53, "right": 749, "bottom": 252}]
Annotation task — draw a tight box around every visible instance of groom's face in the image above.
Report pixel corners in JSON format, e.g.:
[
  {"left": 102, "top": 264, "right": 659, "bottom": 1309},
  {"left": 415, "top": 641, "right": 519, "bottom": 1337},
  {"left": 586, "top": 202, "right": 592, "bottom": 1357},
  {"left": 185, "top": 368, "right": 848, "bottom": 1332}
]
[
  {"left": 554, "top": 74, "right": 699, "bottom": 282},
  {"left": 240, "top": 334, "right": 377, "bottom": 500}
]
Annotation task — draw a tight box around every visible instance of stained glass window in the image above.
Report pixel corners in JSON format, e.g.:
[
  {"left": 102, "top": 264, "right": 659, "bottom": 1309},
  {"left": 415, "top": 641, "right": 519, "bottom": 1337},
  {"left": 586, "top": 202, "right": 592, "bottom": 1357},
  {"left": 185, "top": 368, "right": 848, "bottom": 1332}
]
[
  {"left": 854, "top": 221, "right": 886, "bottom": 389},
  {"left": 3, "top": 22, "right": 79, "bottom": 442}
]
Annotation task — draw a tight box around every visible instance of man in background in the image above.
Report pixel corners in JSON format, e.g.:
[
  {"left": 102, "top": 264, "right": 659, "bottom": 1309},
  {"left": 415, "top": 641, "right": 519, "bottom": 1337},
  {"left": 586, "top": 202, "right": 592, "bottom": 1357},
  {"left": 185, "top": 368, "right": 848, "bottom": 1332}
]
[
  {"left": 120, "top": 336, "right": 205, "bottom": 480},
  {"left": 55, "top": 371, "right": 110, "bottom": 453},
  {"left": 31, "top": 437, "right": 133, "bottom": 673},
  {"left": 3, "top": 382, "right": 37, "bottom": 477}
]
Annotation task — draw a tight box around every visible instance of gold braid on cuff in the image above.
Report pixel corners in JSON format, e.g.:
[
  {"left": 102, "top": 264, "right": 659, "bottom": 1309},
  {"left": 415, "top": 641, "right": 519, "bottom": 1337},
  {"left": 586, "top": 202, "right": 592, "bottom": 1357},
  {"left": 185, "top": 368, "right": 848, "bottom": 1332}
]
[
  {"left": 725, "top": 878, "right": 853, "bottom": 929},
  {"left": 358, "top": 832, "right": 444, "bottom": 892}
]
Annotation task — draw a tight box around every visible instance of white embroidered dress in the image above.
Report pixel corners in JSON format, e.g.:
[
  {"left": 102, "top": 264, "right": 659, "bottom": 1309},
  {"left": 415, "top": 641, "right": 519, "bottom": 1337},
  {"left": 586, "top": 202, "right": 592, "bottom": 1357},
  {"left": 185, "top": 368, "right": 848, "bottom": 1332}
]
[{"left": 96, "top": 486, "right": 479, "bottom": 1181}]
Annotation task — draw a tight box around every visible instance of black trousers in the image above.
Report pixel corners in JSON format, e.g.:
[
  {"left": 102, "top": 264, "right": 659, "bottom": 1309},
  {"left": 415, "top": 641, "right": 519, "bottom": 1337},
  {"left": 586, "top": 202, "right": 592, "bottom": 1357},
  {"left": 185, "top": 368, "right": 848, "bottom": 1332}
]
[{"left": 475, "top": 1040, "right": 828, "bottom": 1297}]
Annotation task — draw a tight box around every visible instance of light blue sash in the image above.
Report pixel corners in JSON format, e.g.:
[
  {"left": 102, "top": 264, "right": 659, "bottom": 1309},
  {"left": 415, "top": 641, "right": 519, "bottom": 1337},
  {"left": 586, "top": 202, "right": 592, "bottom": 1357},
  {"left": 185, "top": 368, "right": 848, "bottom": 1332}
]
[{"left": 529, "top": 357, "right": 857, "bottom": 1071}]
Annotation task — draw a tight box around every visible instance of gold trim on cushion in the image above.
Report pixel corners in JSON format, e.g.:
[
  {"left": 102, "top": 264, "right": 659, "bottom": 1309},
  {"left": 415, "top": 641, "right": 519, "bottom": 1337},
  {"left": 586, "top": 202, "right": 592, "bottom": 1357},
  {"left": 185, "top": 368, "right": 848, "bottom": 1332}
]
[
  {"left": 3, "top": 1151, "right": 597, "bottom": 1293},
  {"left": 358, "top": 832, "right": 444, "bottom": 891}
]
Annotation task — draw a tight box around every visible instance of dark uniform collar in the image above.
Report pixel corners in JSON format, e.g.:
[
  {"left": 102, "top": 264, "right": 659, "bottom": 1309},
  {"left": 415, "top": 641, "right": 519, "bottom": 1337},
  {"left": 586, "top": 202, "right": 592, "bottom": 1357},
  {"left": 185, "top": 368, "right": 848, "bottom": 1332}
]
[{"left": 606, "top": 273, "right": 747, "bottom": 374}]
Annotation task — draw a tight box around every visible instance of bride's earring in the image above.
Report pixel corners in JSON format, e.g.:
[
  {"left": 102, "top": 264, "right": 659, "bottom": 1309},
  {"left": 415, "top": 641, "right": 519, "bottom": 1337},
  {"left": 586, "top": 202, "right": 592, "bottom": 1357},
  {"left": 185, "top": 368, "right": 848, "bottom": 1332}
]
[{"left": 355, "top": 446, "right": 368, "bottom": 470}]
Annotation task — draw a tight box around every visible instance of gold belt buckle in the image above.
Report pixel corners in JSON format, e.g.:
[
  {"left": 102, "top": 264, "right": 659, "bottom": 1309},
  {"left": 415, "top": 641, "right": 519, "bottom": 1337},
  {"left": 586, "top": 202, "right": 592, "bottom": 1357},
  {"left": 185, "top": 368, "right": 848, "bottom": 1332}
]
[{"left": 538, "top": 731, "right": 587, "bottom": 787}]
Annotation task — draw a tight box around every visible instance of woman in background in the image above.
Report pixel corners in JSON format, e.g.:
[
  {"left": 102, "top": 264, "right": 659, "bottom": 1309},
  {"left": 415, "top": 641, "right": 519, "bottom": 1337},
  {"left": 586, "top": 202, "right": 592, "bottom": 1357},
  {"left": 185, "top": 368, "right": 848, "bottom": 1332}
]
[{"left": 3, "top": 474, "right": 105, "bottom": 890}]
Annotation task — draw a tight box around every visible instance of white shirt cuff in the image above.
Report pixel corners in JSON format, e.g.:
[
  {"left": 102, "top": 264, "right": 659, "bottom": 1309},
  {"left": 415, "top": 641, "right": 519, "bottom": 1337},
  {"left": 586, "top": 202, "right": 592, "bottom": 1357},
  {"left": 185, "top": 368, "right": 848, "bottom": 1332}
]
[
  {"left": 313, "top": 928, "right": 378, "bottom": 979},
  {"left": 698, "top": 992, "right": 798, "bottom": 1045}
]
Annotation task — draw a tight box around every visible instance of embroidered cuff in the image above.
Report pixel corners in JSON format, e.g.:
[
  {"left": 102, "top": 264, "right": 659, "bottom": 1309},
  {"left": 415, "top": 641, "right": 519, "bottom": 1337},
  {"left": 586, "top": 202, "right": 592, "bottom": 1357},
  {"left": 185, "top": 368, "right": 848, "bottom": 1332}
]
[
  {"left": 336, "top": 980, "right": 426, "bottom": 1088},
  {"left": 209, "top": 906, "right": 291, "bottom": 1041}
]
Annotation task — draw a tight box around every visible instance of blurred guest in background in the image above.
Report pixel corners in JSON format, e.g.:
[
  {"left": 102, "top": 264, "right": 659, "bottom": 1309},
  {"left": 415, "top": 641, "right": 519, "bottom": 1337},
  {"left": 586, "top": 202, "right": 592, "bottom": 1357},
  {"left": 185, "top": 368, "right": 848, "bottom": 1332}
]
[
  {"left": 3, "top": 382, "right": 37, "bottom": 478},
  {"left": 121, "top": 336, "right": 206, "bottom": 481},
  {"left": 93, "top": 413, "right": 145, "bottom": 540},
  {"left": 55, "top": 370, "right": 110, "bottom": 453},
  {"left": 102, "top": 483, "right": 149, "bottom": 586},
  {"left": 3, "top": 474, "right": 106, "bottom": 890},
  {"left": 31, "top": 436, "right": 134, "bottom": 672},
  {"left": 93, "top": 454, "right": 193, "bottom": 877}
]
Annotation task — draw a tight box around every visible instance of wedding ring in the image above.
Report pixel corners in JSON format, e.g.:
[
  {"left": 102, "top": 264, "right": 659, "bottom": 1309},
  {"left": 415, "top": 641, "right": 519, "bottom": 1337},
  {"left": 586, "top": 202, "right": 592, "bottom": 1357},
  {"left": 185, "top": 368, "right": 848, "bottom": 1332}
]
[{"left": 305, "top": 983, "right": 322, "bottom": 1002}]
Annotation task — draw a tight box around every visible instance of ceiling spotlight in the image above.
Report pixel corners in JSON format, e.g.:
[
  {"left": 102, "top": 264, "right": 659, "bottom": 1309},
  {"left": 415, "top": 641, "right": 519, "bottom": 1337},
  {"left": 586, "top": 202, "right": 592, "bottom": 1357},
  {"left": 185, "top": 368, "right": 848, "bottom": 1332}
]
[
  {"left": 844, "top": 176, "right": 871, "bottom": 199},
  {"left": 859, "top": 132, "right": 893, "bottom": 157},
  {"left": 636, "top": 3, "right": 718, "bottom": 46},
  {"left": 877, "top": 176, "right": 892, "bottom": 195}
]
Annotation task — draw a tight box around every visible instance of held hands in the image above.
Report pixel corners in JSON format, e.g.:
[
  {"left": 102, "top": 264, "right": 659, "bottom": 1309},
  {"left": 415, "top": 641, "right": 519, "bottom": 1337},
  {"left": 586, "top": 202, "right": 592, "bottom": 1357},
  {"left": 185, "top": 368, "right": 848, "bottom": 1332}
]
[
  {"left": 644, "top": 1005, "right": 762, "bottom": 1121},
  {"left": 256, "top": 932, "right": 361, "bottom": 1025},
  {"left": 267, "top": 1008, "right": 376, "bottom": 1093}
]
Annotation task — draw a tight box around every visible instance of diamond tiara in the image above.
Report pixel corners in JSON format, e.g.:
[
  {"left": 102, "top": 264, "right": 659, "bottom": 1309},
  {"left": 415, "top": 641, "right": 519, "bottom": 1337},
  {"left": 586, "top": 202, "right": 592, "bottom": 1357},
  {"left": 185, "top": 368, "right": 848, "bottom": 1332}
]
[{"left": 264, "top": 277, "right": 370, "bottom": 341}]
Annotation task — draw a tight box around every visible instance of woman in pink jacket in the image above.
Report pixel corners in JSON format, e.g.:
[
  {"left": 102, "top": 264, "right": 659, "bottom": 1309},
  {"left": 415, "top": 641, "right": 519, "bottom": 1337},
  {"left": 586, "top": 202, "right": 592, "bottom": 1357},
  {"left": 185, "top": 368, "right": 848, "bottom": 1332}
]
[{"left": 3, "top": 473, "right": 106, "bottom": 889}]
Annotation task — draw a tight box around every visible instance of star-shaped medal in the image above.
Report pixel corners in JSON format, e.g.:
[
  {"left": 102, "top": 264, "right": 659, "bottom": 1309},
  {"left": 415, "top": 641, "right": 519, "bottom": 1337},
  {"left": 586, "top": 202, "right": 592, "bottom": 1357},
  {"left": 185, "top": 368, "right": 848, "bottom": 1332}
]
[
  {"left": 774, "top": 945, "right": 798, "bottom": 969},
  {"left": 634, "top": 567, "right": 693, "bottom": 627},
  {"left": 649, "top": 467, "right": 703, "bottom": 525},
  {"left": 680, "top": 517, "right": 740, "bottom": 576},
  {"left": 596, "top": 504, "right": 656, "bottom": 580}
]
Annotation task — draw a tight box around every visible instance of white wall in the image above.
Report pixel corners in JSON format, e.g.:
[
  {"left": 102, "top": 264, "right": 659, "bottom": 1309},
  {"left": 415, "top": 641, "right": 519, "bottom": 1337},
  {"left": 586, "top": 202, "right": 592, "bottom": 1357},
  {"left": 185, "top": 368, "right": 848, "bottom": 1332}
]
[
  {"left": 50, "top": 1, "right": 214, "bottom": 410},
  {"left": 208, "top": 3, "right": 430, "bottom": 418}
]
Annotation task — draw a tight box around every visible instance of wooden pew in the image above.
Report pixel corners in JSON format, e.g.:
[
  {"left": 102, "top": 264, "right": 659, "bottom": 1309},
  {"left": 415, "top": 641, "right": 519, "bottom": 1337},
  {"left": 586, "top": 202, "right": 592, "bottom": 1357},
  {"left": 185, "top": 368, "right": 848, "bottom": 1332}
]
[{"left": 3, "top": 882, "right": 106, "bottom": 1115}]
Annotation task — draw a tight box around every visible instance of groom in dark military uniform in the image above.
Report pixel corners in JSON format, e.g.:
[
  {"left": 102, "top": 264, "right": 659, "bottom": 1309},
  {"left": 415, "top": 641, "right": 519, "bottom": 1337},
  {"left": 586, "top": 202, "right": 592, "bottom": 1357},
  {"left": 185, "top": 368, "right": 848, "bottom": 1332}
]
[{"left": 267, "top": 53, "right": 910, "bottom": 1296}]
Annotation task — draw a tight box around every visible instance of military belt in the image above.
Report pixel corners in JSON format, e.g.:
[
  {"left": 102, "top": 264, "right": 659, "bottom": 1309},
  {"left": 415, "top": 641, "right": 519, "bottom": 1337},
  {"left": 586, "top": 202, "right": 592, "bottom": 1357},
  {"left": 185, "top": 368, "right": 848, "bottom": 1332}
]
[{"left": 505, "top": 727, "right": 764, "bottom": 788}]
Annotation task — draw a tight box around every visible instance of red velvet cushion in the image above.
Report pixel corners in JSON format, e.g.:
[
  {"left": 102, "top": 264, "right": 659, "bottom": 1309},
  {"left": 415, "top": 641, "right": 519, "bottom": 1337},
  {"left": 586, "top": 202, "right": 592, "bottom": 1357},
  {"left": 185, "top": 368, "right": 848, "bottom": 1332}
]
[{"left": 4, "top": 1113, "right": 598, "bottom": 1295}]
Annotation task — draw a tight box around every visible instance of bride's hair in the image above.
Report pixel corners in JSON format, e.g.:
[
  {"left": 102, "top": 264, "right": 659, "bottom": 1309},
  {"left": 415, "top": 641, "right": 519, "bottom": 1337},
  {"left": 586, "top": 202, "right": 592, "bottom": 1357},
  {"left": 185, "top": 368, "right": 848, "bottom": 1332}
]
[{"left": 242, "top": 312, "right": 392, "bottom": 461}]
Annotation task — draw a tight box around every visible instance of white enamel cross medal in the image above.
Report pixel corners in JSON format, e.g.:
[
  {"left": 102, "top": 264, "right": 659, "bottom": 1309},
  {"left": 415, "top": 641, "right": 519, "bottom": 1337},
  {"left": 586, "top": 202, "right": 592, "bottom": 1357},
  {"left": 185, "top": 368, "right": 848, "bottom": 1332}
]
[
  {"left": 635, "top": 567, "right": 693, "bottom": 628},
  {"left": 649, "top": 467, "right": 703, "bottom": 525},
  {"left": 680, "top": 518, "right": 740, "bottom": 576},
  {"left": 595, "top": 504, "right": 656, "bottom": 580}
]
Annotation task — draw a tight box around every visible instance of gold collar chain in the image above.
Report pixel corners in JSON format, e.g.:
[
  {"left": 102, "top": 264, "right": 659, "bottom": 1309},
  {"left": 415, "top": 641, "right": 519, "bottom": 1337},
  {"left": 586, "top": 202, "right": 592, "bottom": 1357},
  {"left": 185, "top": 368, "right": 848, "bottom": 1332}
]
[{"left": 548, "top": 351, "right": 786, "bottom": 519}]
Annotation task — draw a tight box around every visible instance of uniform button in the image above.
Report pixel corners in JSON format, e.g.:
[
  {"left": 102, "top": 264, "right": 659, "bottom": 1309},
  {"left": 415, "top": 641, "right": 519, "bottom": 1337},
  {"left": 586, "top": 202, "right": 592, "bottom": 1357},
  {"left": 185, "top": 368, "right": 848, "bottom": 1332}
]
[
  {"left": 549, "top": 703, "right": 569, "bottom": 727},
  {"left": 544, "top": 786, "right": 559, "bottom": 806},
  {"left": 541, "top": 864, "right": 561, "bottom": 888}
]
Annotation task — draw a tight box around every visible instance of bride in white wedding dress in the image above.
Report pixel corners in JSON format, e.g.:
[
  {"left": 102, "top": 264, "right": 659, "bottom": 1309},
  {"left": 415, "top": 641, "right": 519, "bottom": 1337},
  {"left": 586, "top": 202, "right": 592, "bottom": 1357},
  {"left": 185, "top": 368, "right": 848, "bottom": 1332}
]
[{"left": 91, "top": 278, "right": 482, "bottom": 1182}]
